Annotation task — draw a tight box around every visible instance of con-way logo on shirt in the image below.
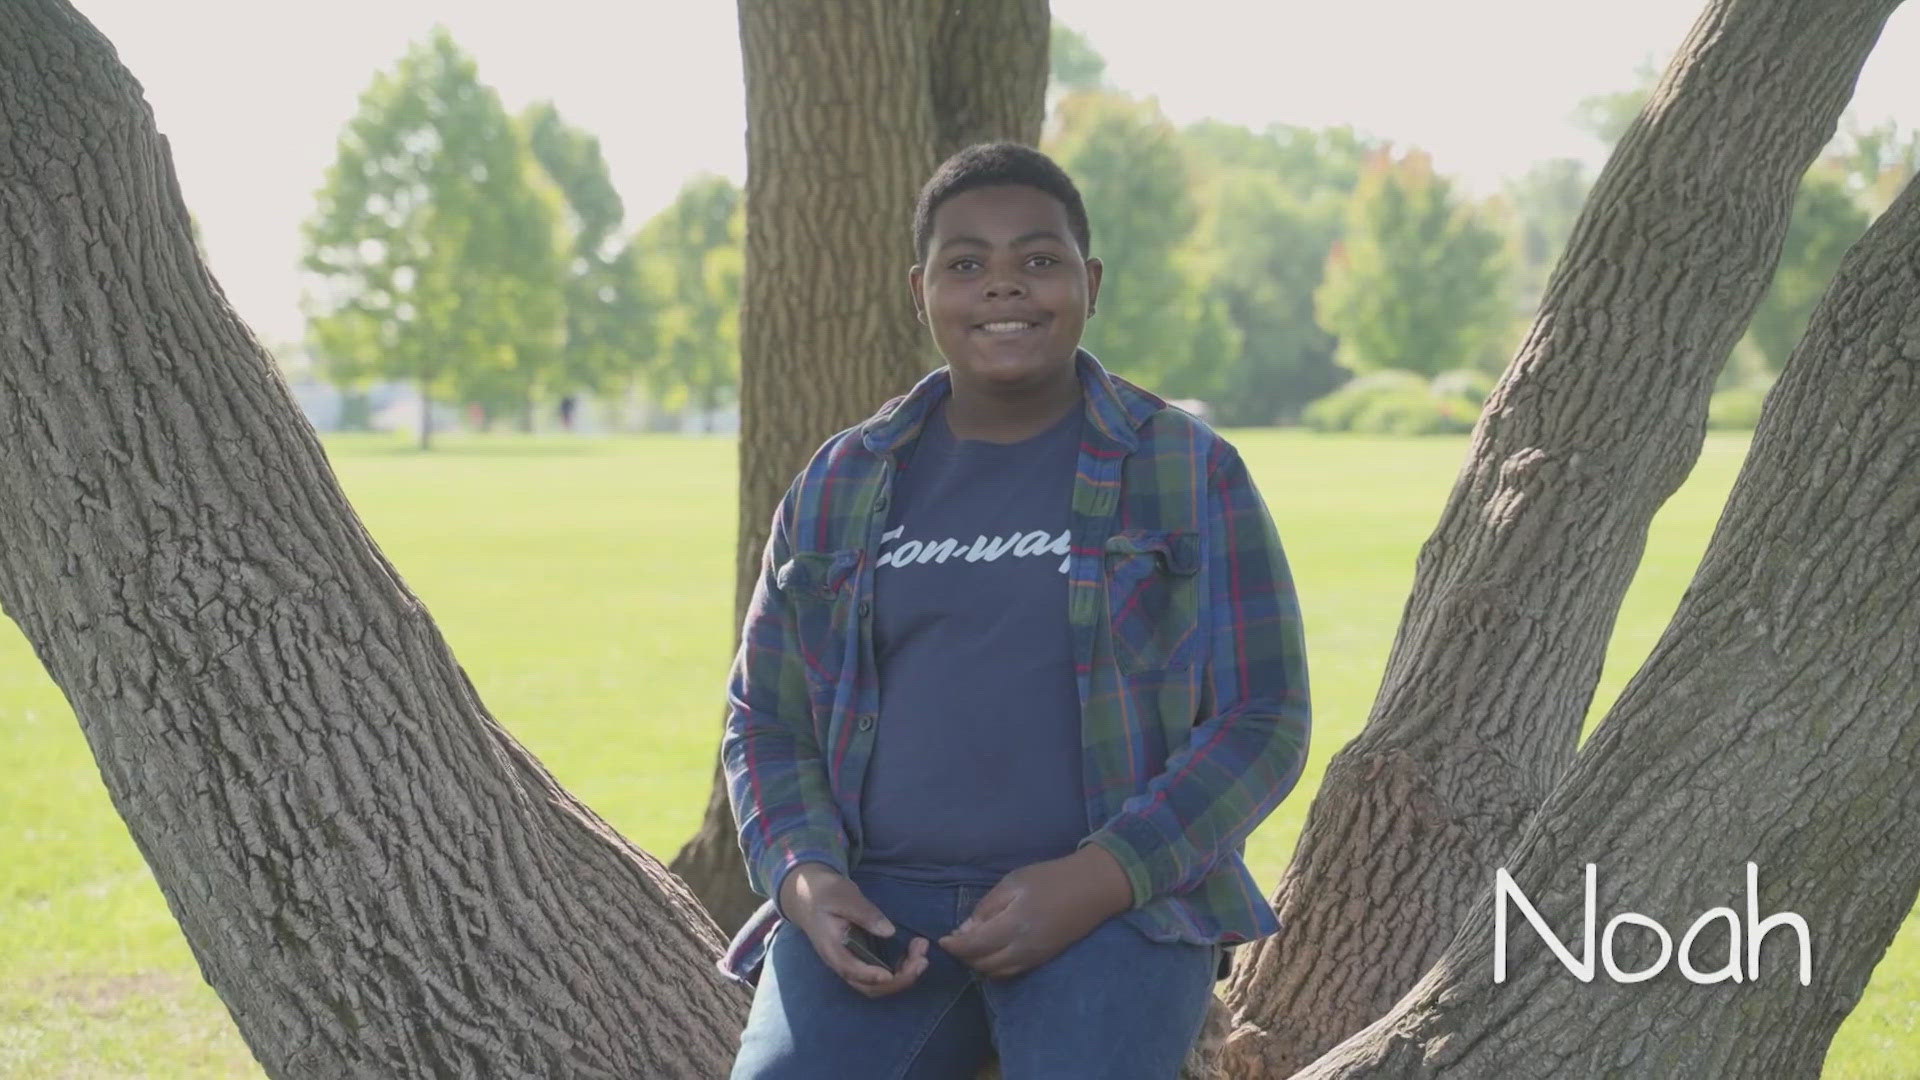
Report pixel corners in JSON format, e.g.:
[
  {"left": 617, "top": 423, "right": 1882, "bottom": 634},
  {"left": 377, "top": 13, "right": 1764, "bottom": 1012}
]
[{"left": 876, "top": 525, "right": 1072, "bottom": 574}]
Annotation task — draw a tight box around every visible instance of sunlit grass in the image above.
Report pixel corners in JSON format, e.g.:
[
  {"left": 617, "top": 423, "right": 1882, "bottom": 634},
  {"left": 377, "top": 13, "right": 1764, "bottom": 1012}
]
[{"left": 1, "top": 429, "right": 1911, "bottom": 1077}]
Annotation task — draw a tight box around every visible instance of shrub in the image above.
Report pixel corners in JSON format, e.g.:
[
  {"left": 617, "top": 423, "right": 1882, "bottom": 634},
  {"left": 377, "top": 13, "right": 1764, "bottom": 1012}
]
[
  {"left": 1349, "top": 389, "right": 1476, "bottom": 435},
  {"left": 1301, "top": 385, "right": 1376, "bottom": 432},
  {"left": 1430, "top": 367, "right": 1496, "bottom": 409},
  {"left": 1302, "top": 371, "right": 1481, "bottom": 435},
  {"left": 1344, "top": 369, "right": 1430, "bottom": 394},
  {"left": 1304, "top": 387, "right": 1473, "bottom": 435}
]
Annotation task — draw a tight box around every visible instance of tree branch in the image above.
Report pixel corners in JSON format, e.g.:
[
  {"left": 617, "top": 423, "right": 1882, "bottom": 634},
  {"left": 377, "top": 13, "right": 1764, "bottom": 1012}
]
[
  {"left": 1221, "top": 0, "right": 1908, "bottom": 1071},
  {"left": 1295, "top": 164, "right": 1920, "bottom": 1078}
]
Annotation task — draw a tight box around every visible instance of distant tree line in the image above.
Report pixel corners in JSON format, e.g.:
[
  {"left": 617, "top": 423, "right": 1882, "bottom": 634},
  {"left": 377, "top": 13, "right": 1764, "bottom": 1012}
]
[{"left": 299, "top": 25, "right": 1919, "bottom": 445}]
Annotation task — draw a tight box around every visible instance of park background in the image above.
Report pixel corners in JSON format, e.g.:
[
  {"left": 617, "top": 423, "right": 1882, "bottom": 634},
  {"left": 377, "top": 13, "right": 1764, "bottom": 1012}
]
[{"left": 3, "top": 1, "right": 1919, "bottom": 1075}]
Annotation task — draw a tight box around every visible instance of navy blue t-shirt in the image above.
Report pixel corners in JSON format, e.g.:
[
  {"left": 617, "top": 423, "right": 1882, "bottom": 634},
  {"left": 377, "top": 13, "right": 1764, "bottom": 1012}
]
[{"left": 856, "top": 397, "right": 1087, "bottom": 885}]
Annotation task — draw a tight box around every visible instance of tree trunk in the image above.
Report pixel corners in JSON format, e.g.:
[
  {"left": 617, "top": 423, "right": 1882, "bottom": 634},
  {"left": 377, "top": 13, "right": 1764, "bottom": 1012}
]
[
  {"left": 1218, "top": 1, "right": 1907, "bottom": 1073},
  {"left": 1293, "top": 165, "right": 1920, "bottom": 1080},
  {"left": 0, "top": 5, "right": 746, "bottom": 1076},
  {"left": 927, "top": 0, "right": 1051, "bottom": 160},
  {"left": 668, "top": 0, "right": 1049, "bottom": 937}
]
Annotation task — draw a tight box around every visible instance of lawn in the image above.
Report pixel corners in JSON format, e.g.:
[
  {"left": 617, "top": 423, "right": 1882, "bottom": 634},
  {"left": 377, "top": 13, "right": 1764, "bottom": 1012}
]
[{"left": 1, "top": 429, "right": 1914, "bottom": 1077}]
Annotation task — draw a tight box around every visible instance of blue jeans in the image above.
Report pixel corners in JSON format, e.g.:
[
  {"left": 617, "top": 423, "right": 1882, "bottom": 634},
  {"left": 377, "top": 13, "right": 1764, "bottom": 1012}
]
[{"left": 729, "top": 870, "right": 1220, "bottom": 1079}]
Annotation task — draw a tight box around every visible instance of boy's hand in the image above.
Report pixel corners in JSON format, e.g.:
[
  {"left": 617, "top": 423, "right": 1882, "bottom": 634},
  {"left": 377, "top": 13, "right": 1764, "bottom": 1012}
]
[
  {"left": 779, "top": 862, "right": 930, "bottom": 997},
  {"left": 939, "top": 844, "right": 1134, "bottom": 979}
]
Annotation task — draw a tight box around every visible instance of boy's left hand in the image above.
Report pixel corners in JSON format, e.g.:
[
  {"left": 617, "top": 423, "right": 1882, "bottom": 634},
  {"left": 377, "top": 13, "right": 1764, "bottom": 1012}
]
[{"left": 939, "top": 844, "right": 1134, "bottom": 979}]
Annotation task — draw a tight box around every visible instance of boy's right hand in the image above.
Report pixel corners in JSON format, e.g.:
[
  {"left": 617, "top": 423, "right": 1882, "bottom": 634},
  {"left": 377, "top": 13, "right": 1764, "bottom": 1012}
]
[{"left": 779, "top": 862, "right": 930, "bottom": 998}]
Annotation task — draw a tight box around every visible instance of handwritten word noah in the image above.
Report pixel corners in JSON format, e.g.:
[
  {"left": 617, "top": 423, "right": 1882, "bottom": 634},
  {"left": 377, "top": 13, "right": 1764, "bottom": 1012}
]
[{"left": 1494, "top": 863, "right": 1811, "bottom": 985}]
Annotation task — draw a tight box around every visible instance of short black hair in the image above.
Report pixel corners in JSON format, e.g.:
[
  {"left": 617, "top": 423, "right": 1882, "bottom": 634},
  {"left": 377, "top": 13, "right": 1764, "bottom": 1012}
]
[{"left": 912, "top": 142, "right": 1092, "bottom": 263}]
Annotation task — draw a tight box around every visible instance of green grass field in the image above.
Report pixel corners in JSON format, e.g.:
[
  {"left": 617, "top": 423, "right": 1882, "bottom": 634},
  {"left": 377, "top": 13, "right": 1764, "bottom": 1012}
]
[{"left": 2, "top": 430, "right": 1914, "bottom": 1078}]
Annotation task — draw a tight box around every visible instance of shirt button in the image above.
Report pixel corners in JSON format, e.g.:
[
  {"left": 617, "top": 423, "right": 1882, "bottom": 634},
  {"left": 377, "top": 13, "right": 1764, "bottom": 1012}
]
[
  {"left": 858, "top": 600, "right": 871, "bottom": 617},
  {"left": 857, "top": 713, "right": 875, "bottom": 731}
]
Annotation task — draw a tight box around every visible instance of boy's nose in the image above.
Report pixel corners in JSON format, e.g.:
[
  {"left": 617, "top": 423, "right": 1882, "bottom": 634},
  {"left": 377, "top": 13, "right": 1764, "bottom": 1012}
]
[{"left": 983, "top": 281, "right": 1026, "bottom": 298}]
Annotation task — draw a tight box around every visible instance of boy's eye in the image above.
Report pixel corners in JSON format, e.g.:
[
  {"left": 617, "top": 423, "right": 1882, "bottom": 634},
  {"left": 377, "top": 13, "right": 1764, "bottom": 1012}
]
[{"left": 947, "top": 254, "right": 1058, "bottom": 272}]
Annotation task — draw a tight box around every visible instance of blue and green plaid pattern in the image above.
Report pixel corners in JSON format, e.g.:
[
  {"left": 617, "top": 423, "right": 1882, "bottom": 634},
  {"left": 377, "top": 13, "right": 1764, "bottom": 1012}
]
[{"left": 719, "top": 349, "right": 1310, "bottom": 984}]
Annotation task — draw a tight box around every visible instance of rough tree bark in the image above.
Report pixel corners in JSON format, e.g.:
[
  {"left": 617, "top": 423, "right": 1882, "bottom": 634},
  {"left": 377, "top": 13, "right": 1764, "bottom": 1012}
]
[
  {"left": 668, "top": 0, "right": 1049, "bottom": 937},
  {"left": 927, "top": 0, "right": 1051, "bottom": 159},
  {"left": 1294, "top": 165, "right": 1920, "bottom": 1079},
  {"left": 0, "top": 5, "right": 745, "bottom": 1076},
  {"left": 1218, "top": 0, "right": 1907, "bottom": 1072},
  {"left": 15, "top": 0, "right": 1907, "bottom": 1074}
]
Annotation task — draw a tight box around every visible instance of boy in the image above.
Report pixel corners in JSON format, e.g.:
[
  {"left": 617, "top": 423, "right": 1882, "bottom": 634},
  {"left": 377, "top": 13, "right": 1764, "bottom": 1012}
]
[{"left": 721, "top": 142, "right": 1310, "bottom": 1079}]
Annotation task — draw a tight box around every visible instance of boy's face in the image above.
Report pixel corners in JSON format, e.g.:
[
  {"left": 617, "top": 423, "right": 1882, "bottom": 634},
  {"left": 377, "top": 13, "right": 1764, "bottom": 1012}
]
[{"left": 909, "top": 183, "right": 1102, "bottom": 392}]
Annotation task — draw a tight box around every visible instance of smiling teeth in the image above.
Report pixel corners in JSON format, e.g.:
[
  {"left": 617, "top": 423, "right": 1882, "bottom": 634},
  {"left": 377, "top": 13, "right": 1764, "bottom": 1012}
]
[{"left": 981, "top": 321, "right": 1034, "bottom": 333}]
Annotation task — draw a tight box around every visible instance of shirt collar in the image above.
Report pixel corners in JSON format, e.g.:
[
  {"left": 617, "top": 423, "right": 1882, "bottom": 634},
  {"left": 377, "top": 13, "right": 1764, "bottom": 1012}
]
[{"left": 859, "top": 347, "right": 1161, "bottom": 456}]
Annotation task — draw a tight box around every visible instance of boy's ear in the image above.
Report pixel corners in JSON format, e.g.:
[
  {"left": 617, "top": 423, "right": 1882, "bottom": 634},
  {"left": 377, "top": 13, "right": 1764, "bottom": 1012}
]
[
  {"left": 1086, "top": 256, "right": 1103, "bottom": 315},
  {"left": 907, "top": 264, "right": 927, "bottom": 323}
]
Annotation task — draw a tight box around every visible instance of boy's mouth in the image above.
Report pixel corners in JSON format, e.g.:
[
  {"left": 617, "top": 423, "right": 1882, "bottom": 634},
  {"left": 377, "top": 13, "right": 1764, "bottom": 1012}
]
[{"left": 972, "top": 318, "right": 1043, "bottom": 336}]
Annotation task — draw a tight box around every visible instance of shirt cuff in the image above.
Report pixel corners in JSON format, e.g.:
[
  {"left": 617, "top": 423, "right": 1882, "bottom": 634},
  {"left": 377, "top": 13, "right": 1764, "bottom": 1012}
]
[
  {"left": 761, "top": 843, "right": 850, "bottom": 919},
  {"left": 1079, "top": 827, "right": 1157, "bottom": 911}
]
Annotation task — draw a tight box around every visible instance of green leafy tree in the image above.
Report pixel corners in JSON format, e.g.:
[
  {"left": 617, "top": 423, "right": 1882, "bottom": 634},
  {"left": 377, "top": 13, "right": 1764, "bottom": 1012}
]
[
  {"left": 1744, "top": 162, "right": 1871, "bottom": 374},
  {"left": 1733, "top": 122, "right": 1914, "bottom": 385},
  {"left": 1048, "top": 22, "right": 1107, "bottom": 93},
  {"left": 1726, "top": 125, "right": 1904, "bottom": 385},
  {"left": 446, "top": 145, "right": 569, "bottom": 429},
  {"left": 1181, "top": 118, "right": 1372, "bottom": 192},
  {"left": 301, "top": 26, "right": 565, "bottom": 447},
  {"left": 1829, "top": 118, "right": 1920, "bottom": 214},
  {"left": 1314, "top": 148, "right": 1512, "bottom": 377},
  {"left": 522, "top": 101, "right": 654, "bottom": 403},
  {"left": 1181, "top": 121, "right": 1375, "bottom": 424},
  {"left": 1189, "top": 172, "right": 1340, "bottom": 426},
  {"left": 636, "top": 175, "right": 745, "bottom": 427},
  {"left": 1499, "top": 157, "right": 1593, "bottom": 313},
  {"left": 1571, "top": 58, "right": 1660, "bottom": 151},
  {"left": 1045, "top": 91, "right": 1215, "bottom": 395}
]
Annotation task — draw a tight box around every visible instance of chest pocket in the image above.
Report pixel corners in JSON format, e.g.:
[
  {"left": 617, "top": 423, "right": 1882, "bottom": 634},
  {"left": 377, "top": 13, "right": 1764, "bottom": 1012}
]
[
  {"left": 1104, "top": 529, "right": 1203, "bottom": 673},
  {"left": 777, "top": 549, "right": 862, "bottom": 687}
]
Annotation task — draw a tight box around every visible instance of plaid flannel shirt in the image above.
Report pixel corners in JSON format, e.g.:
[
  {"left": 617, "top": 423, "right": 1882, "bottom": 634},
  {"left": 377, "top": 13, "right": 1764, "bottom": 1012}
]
[{"left": 717, "top": 348, "right": 1310, "bottom": 985}]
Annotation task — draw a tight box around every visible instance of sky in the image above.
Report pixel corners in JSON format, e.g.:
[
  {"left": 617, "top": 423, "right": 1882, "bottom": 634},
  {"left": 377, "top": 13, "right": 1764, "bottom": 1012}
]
[{"left": 77, "top": 0, "right": 1920, "bottom": 348}]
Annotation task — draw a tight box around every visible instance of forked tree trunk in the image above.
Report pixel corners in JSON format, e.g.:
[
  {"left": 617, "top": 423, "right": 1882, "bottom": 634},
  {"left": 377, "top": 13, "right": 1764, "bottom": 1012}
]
[
  {"left": 0, "top": 4, "right": 745, "bottom": 1076},
  {"left": 1219, "top": 0, "right": 1906, "bottom": 1072},
  {"left": 927, "top": 0, "right": 1051, "bottom": 160},
  {"left": 1294, "top": 166, "right": 1920, "bottom": 1080},
  {"left": 669, "top": 0, "right": 1050, "bottom": 936},
  {"left": 14, "top": 0, "right": 1911, "bottom": 1075}
]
